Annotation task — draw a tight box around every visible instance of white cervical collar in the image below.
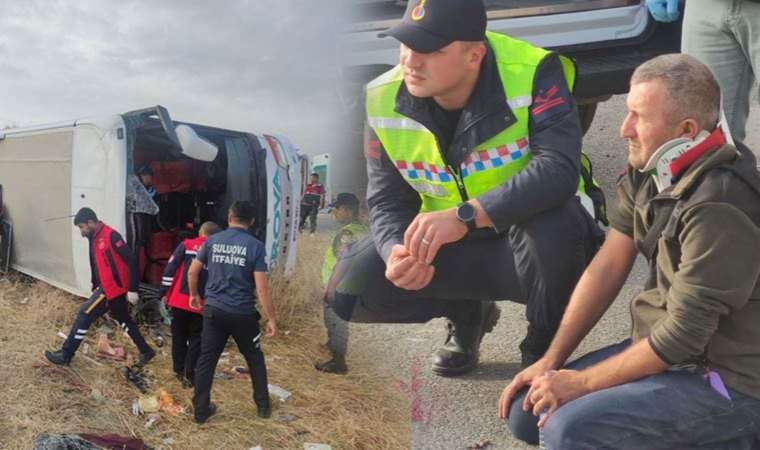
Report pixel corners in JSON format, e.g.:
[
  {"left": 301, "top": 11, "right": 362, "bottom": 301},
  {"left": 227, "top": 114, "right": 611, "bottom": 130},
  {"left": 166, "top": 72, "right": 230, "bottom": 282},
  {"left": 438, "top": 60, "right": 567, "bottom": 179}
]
[{"left": 640, "top": 130, "right": 710, "bottom": 192}]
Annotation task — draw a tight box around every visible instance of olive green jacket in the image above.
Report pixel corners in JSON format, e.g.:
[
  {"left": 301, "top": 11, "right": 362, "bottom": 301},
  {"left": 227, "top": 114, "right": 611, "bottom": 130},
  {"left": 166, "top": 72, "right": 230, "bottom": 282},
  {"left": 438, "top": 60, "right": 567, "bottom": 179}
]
[{"left": 610, "top": 142, "right": 760, "bottom": 399}]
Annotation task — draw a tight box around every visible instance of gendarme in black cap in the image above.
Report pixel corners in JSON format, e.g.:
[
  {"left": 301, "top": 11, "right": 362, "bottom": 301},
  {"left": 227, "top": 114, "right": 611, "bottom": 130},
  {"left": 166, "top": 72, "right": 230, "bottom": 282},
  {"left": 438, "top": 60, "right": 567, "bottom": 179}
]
[
  {"left": 379, "top": 0, "right": 487, "bottom": 54},
  {"left": 328, "top": 193, "right": 360, "bottom": 211}
]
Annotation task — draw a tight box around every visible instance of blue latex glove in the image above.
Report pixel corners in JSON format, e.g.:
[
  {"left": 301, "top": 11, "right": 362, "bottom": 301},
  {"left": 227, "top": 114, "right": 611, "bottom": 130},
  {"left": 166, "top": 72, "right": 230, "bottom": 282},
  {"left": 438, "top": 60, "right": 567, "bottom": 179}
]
[{"left": 646, "top": 0, "right": 680, "bottom": 23}]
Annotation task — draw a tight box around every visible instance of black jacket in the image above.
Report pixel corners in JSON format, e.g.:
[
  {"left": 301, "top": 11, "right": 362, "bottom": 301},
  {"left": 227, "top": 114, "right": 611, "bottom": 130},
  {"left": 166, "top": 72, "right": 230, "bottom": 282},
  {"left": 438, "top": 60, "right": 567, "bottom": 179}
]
[{"left": 365, "top": 43, "right": 583, "bottom": 262}]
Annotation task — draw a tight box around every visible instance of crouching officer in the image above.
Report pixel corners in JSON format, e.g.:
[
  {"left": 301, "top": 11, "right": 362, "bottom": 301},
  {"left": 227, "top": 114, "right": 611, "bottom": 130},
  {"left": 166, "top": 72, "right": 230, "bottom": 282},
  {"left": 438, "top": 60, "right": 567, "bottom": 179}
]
[
  {"left": 315, "top": 193, "right": 368, "bottom": 374},
  {"left": 190, "top": 201, "right": 277, "bottom": 423},
  {"left": 330, "top": 0, "right": 605, "bottom": 376},
  {"left": 45, "top": 207, "right": 156, "bottom": 366}
]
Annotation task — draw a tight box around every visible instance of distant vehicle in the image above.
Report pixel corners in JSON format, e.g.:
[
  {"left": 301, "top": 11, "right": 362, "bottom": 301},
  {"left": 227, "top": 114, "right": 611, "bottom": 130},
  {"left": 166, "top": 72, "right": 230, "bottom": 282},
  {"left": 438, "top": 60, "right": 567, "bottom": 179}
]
[
  {"left": 0, "top": 106, "right": 302, "bottom": 298},
  {"left": 315, "top": 0, "right": 682, "bottom": 202}
]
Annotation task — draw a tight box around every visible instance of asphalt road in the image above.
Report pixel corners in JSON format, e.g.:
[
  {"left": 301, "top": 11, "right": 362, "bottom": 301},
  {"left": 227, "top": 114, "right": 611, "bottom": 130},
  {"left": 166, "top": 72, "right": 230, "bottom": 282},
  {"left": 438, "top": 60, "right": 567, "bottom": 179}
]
[{"left": 340, "top": 94, "right": 760, "bottom": 450}]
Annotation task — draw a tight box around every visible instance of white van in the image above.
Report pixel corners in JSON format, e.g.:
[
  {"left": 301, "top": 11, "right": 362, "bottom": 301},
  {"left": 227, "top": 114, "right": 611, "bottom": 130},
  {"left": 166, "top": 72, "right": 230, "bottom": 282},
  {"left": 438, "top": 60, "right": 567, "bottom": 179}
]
[{"left": 0, "top": 106, "right": 302, "bottom": 298}]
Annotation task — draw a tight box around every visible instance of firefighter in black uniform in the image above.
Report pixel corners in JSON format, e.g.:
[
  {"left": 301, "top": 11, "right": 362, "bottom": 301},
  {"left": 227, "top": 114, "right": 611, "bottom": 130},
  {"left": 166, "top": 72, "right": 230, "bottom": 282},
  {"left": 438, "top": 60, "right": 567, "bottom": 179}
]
[
  {"left": 45, "top": 208, "right": 156, "bottom": 366},
  {"left": 189, "top": 201, "right": 277, "bottom": 423}
]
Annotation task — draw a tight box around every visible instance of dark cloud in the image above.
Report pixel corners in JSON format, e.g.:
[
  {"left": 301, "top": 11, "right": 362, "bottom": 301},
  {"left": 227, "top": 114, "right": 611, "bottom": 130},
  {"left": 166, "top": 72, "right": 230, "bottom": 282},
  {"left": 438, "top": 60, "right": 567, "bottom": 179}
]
[{"left": 0, "top": 0, "right": 351, "bottom": 151}]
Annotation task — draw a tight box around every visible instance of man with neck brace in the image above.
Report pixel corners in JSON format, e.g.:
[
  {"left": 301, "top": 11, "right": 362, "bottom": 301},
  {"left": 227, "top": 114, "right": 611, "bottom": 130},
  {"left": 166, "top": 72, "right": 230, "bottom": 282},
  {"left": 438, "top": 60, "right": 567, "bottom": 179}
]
[{"left": 500, "top": 54, "right": 760, "bottom": 449}]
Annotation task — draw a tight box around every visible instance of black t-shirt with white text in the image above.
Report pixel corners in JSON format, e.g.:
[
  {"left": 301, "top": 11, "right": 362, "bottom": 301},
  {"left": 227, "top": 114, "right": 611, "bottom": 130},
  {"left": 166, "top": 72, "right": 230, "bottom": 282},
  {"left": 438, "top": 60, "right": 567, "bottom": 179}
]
[{"left": 196, "top": 227, "right": 268, "bottom": 315}]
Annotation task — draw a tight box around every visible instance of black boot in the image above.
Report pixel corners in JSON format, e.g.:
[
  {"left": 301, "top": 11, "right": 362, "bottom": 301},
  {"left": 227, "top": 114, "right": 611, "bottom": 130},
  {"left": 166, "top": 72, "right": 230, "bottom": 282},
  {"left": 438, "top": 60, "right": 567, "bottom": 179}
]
[
  {"left": 45, "top": 350, "right": 71, "bottom": 366},
  {"left": 257, "top": 404, "right": 272, "bottom": 419},
  {"left": 314, "top": 355, "right": 348, "bottom": 374},
  {"left": 135, "top": 347, "right": 156, "bottom": 368},
  {"left": 431, "top": 302, "right": 500, "bottom": 377},
  {"left": 194, "top": 402, "right": 217, "bottom": 424},
  {"left": 519, "top": 324, "right": 554, "bottom": 367}
]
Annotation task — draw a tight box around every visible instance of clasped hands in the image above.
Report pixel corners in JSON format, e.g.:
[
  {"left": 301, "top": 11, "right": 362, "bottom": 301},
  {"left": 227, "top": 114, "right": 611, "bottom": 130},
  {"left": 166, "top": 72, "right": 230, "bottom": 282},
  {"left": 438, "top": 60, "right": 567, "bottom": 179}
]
[{"left": 385, "top": 208, "right": 468, "bottom": 291}]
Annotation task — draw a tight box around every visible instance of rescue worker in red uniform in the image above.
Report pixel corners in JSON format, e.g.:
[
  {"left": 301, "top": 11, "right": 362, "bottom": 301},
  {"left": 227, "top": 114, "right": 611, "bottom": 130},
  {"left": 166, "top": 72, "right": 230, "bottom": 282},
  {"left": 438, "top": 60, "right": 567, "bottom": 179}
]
[
  {"left": 159, "top": 221, "right": 220, "bottom": 388},
  {"left": 45, "top": 208, "right": 156, "bottom": 366},
  {"left": 299, "top": 172, "right": 325, "bottom": 234}
]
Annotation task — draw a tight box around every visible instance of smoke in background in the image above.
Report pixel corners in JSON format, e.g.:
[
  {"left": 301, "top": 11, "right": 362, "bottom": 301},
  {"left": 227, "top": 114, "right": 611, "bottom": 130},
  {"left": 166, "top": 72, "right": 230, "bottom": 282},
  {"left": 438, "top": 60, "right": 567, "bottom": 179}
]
[{"left": 0, "top": 0, "right": 351, "bottom": 152}]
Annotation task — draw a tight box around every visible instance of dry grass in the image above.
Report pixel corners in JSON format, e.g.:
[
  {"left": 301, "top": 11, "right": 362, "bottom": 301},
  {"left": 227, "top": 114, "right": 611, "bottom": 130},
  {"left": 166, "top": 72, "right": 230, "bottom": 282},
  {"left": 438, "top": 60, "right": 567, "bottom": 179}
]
[{"left": 0, "top": 235, "right": 409, "bottom": 450}]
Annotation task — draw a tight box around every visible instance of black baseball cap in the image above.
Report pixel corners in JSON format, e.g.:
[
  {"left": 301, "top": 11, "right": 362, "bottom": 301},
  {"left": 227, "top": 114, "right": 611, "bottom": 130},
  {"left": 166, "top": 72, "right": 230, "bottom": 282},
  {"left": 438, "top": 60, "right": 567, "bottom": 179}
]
[
  {"left": 379, "top": 0, "right": 487, "bottom": 53},
  {"left": 328, "top": 193, "right": 360, "bottom": 211}
]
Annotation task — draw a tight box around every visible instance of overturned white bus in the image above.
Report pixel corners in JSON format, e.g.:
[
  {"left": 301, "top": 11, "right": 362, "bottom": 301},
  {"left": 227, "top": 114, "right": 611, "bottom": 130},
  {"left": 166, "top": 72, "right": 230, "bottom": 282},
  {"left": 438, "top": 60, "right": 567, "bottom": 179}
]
[{"left": 0, "top": 106, "right": 302, "bottom": 298}]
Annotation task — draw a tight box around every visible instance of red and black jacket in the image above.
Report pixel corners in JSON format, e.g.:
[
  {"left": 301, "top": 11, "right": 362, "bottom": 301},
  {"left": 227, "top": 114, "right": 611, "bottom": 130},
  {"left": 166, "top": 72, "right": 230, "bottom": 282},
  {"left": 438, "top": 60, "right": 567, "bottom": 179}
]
[
  {"left": 89, "top": 223, "right": 138, "bottom": 300},
  {"left": 159, "top": 236, "right": 208, "bottom": 313}
]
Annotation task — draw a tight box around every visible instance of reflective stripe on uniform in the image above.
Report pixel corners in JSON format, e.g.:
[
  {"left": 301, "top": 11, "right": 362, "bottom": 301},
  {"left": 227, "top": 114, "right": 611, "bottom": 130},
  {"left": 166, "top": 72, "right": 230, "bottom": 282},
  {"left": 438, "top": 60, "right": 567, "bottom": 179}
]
[
  {"left": 507, "top": 95, "right": 532, "bottom": 110},
  {"left": 366, "top": 117, "right": 429, "bottom": 132}
]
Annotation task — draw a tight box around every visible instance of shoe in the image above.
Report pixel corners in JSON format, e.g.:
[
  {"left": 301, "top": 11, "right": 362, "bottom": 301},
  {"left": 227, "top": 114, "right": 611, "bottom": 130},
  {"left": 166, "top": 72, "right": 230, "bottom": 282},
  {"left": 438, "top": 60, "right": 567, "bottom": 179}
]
[
  {"left": 431, "top": 302, "right": 500, "bottom": 377},
  {"left": 135, "top": 348, "right": 156, "bottom": 368},
  {"left": 257, "top": 404, "right": 272, "bottom": 419},
  {"left": 175, "top": 373, "right": 194, "bottom": 389},
  {"left": 45, "top": 350, "right": 71, "bottom": 366},
  {"left": 519, "top": 324, "right": 554, "bottom": 368},
  {"left": 195, "top": 402, "right": 217, "bottom": 424},
  {"left": 314, "top": 356, "right": 348, "bottom": 374}
]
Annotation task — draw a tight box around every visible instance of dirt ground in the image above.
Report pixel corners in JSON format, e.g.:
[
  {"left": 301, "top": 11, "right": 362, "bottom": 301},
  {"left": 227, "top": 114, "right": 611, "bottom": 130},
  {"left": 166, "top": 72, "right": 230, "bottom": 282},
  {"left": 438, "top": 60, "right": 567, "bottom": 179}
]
[{"left": 0, "top": 235, "right": 409, "bottom": 450}]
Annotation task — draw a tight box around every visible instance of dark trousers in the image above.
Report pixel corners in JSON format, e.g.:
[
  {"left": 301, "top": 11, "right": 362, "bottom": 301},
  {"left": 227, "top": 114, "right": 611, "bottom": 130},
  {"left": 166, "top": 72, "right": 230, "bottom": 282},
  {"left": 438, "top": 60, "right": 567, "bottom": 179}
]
[
  {"left": 193, "top": 306, "right": 270, "bottom": 419},
  {"left": 299, "top": 203, "right": 318, "bottom": 233},
  {"left": 171, "top": 307, "right": 203, "bottom": 382},
  {"left": 62, "top": 288, "right": 152, "bottom": 358},
  {"left": 508, "top": 340, "right": 760, "bottom": 449},
  {"left": 329, "top": 199, "right": 603, "bottom": 336}
]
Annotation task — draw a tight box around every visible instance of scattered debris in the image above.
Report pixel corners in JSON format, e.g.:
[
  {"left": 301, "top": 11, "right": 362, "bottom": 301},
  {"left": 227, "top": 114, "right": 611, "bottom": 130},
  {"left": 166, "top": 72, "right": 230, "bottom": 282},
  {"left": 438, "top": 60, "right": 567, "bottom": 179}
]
[
  {"left": 268, "top": 384, "right": 292, "bottom": 402},
  {"left": 151, "top": 329, "right": 165, "bottom": 348},
  {"left": 20, "top": 297, "right": 29, "bottom": 305},
  {"left": 82, "top": 343, "right": 90, "bottom": 355},
  {"left": 33, "top": 433, "right": 148, "bottom": 450},
  {"left": 138, "top": 395, "right": 160, "bottom": 413},
  {"left": 143, "top": 413, "right": 160, "bottom": 429},
  {"left": 214, "top": 372, "right": 233, "bottom": 381},
  {"left": 33, "top": 433, "right": 100, "bottom": 450},
  {"left": 304, "top": 444, "right": 331, "bottom": 450},
  {"left": 96, "top": 334, "right": 125, "bottom": 361},
  {"left": 163, "top": 437, "right": 175, "bottom": 445},
  {"left": 276, "top": 413, "right": 300, "bottom": 424},
  {"left": 90, "top": 388, "right": 105, "bottom": 404},
  {"left": 467, "top": 439, "right": 492, "bottom": 449},
  {"left": 123, "top": 367, "right": 149, "bottom": 393},
  {"left": 219, "top": 366, "right": 252, "bottom": 380},
  {"left": 248, "top": 447, "right": 263, "bottom": 450},
  {"left": 57, "top": 331, "right": 67, "bottom": 340},
  {"left": 97, "top": 325, "right": 114, "bottom": 335},
  {"left": 233, "top": 366, "right": 250, "bottom": 374},
  {"left": 159, "top": 389, "right": 184, "bottom": 416},
  {"left": 131, "top": 400, "right": 141, "bottom": 416}
]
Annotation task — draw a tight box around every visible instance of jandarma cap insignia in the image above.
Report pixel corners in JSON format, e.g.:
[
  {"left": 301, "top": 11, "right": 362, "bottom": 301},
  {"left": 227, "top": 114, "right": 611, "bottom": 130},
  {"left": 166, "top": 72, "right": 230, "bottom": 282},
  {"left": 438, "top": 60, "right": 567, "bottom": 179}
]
[{"left": 411, "top": 0, "right": 427, "bottom": 21}]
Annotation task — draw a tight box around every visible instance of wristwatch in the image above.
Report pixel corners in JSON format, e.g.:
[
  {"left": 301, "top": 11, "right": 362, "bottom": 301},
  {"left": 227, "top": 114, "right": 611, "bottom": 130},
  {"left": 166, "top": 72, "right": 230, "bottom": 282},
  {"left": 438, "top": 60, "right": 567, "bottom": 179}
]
[{"left": 456, "top": 202, "right": 477, "bottom": 232}]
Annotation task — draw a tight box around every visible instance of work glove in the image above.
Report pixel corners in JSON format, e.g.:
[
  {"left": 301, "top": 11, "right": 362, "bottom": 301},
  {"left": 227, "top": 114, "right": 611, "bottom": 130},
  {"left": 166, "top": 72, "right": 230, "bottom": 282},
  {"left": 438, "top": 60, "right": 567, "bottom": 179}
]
[
  {"left": 127, "top": 291, "right": 139, "bottom": 305},
  {"left": 645, "top": 0, "right": 679, "bottom": 23}
]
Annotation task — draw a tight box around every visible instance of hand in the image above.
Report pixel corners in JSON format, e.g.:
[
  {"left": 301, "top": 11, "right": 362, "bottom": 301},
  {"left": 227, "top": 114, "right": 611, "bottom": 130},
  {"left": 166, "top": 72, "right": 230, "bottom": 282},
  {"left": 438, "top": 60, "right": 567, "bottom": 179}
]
[
  {"left": 265, "top": 319, "right": 277, "bottom": 338},
  {"left": 498, "top": 357, "right": 556, "bottom": 420},
  {"left": 645, "top": 0, "right": 679, "bottom": 22},
  {"left": 404, "top": 208, "right": 467, "bottom": 264},
  {"left": 385, "top": 244, "right": 435, "bottom": 290},
  {"left": 189, "top": 294, "right": 202, "bottom": 310},
  {"left": 127, "top": 291, "right": 139, "bottom": 305},
  {"left": 525, "top": 369, "right": 591, "bottom": 428}
]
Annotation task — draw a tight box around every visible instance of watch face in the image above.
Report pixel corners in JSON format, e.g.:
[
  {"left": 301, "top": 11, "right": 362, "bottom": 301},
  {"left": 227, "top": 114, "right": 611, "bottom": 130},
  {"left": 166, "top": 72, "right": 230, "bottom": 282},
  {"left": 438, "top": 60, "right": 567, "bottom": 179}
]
[{"left": 457, "top": 203, "right": 475, "bottom": 222}]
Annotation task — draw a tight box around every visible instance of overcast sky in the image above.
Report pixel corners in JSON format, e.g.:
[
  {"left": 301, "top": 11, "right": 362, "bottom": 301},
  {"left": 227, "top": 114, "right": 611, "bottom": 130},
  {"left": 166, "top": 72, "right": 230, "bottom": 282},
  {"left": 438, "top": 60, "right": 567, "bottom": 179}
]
[{"left": 0, "top": 0, "right": 352, "bottom": 155}]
